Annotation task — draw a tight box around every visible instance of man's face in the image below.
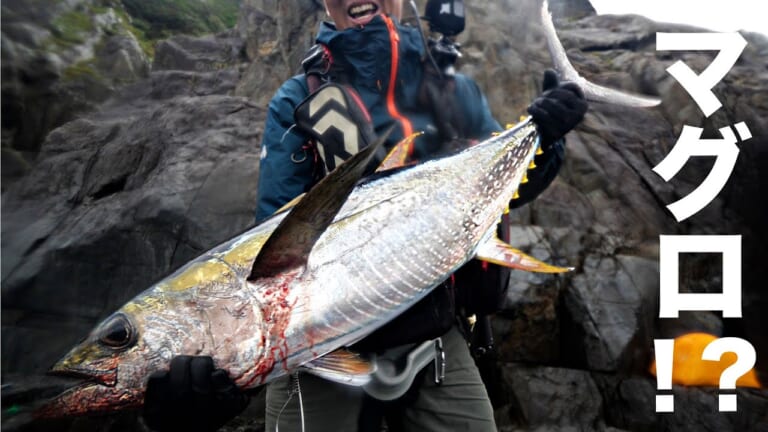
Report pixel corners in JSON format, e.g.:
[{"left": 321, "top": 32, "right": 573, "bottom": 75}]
[{"left": 324, "top": 0, "right": 403, "bottom": 30}]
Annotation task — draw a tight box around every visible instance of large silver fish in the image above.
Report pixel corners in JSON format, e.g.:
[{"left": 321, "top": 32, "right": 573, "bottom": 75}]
[{"left": 38, "top": 1, "right": 660, "bottom": 417}]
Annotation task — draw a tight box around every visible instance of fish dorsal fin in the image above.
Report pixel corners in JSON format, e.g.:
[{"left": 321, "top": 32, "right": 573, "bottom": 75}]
[
  {"left": 273, "top": 193, "right": 305, "bottom": 215},
  {"left": 475, "top": 235, "right": 573, "bottom": 273},
  {"left": 248, "top": 124, "right": 394, "bottom": 280},
  {"left": 301, "top": 349, "right": 375, "bottom": 386}
]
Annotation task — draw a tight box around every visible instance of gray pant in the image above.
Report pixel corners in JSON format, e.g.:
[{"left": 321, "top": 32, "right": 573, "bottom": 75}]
[{"left": 265, "top": 326, "right": 496, "bottom": 431}]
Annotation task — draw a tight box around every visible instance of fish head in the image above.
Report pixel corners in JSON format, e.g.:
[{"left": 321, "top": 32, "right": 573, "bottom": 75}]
[
  {"left": 36, "top": 287, "right": 247, "bottom": 418},
  {"left": 36, "top": 245, "right": 274, "bottom": 418},
  {"left": 37, "top": 310, "right": 147, "bottom": 417}
]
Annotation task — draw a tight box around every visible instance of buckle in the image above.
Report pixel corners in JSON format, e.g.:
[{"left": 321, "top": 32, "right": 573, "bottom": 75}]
[
  {"left": 362, "top": 337, "right": 444, "bottom": 400},
  {"left": 433, "top": 338, "right": 445, "bottom": 385}
]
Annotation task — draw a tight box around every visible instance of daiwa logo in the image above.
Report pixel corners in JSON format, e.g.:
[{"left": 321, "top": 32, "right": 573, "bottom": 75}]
[{"left": 307, "top": 86, "right": 362, "bottom": 170}]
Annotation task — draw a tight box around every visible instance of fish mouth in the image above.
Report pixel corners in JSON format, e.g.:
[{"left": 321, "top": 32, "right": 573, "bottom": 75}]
[
  {"left": 47, "top": 364, "right": 118, "bottom": 387},
  {"left": 34, "top": 380, "right": 142, "bottom": 419},
  {"left": 36, "top": 367, "right": 140, "bottom": 418},
  {"left": 347, "top": 1, "right": 380, "bottom": 26},
  {"left": 34, "top": 375, "right": 100, "bottom": 419}
]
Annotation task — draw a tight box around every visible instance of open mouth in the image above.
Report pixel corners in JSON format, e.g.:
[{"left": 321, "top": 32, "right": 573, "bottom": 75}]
[{"left": 348, "top": 2, "right": 379, "bottom": 23}]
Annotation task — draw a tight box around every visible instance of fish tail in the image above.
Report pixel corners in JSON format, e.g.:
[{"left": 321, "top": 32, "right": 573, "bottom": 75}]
[{"left": 540, "top": 0, "right": 661, "bottom": 108}]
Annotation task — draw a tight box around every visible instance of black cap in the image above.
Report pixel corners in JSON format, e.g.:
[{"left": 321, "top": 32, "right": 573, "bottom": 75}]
[{"left": 423, "top": 0, "right": 466, "bottom": 36}]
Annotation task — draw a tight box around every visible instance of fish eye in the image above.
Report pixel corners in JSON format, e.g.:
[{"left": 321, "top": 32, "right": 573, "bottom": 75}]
[{"left": 98, "top": 314, "right": 136, "bottom": 349}]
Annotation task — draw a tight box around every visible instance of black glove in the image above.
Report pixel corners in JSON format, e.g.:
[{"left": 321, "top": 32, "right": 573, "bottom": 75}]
[
  {"left": 527, "top": 69, "right": 587, "bottom": 149},
  {"left": 143, "top": 356, "right": 249, "bottom": 432}
]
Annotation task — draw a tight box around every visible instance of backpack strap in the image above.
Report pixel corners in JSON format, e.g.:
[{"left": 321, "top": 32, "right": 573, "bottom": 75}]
[
  {"left": 302, "top": 43, "right": 333, "bottom": 94},
  {"left": 302, "top": 43, "right": 353, "bottom": 92}
]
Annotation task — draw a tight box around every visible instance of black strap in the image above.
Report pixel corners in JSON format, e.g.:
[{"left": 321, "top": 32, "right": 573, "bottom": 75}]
[
  {"left": 302, "top": 44, "right": 330, "bottom": 94},
  {"left": 302, "top": 43, "right": 353, "bottom": 93},
  {"left": 419, "top": 64, "right": 461, "bottom": 142}
]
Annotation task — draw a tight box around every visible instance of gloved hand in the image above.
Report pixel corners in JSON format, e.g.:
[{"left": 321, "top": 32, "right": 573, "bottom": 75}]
[
  {"left": 143, "top": 356, "right": 249, "bottom": 432},
  {"left": 527, "top": 69, "right": 587, "bottom": 149}
]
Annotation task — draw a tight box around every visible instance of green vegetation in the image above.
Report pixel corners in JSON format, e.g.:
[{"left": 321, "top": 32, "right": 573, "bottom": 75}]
[
  {"left": 120, "top": 0, "right": 240, "bottom": 40},
  {"left": 62, "top": 59, "right": 100, "bottom": 82},
  {"left": 111, "top": 5, "right": 156, "bottom": 58},
  {"left": 51, "top": 10, "right": 96, "bottom": 45},
  {"left": 44, "top": 0, "right": 241, "bottom": 62}
]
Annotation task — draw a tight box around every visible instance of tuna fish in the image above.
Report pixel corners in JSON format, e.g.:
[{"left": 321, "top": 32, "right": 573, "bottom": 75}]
[{"left": 37, "top": 1, "right": 660, "bottom": 417}]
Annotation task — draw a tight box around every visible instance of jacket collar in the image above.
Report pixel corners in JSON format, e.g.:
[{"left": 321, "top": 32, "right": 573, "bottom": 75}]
[{"left": 315, "top": 15, "right": 425, "bottom": 74}]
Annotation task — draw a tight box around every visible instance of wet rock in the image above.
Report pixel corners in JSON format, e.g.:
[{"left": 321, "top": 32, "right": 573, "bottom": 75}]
[
  {"left": 595, "top": 375, "right": 768, "bottom": 432},
  {"left": 234, "top": 0, "right": 324, "bottom": 106},
  {"left": 153, "top": 31, "right": 245, "bottom": 73},
  {"left": 1, "top": 90, "right": 264, "bottom": 374},
  {"left": 497, "top": 364, "right": 603, "bottom": 429},
  {"left": 1, "top": 0, "right": 150, "bottom": 188},
  {"left": 561, "top": 254, "right": 658, "bottom": 372},
  {"left": 96, "top": 34, "right": 150, "bottom": 83},
  {"left": 496, "top": 281, "right": 561, "bottom": 364}
]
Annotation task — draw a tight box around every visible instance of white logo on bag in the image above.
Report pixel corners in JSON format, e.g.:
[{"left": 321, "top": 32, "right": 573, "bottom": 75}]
[{"left": 308, "top": 87, "right": 361, "bottom": 169}]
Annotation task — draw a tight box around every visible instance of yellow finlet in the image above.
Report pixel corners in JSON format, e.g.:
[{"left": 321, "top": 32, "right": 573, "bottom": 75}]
[
  {"left": 528, "top": 160, "right": 537, "bottom": 170},
  {"left": 512, "top": 190, "right": 520, "bottom": 200},
  {"left": 521, "top": 173, "right": 529, "bottom": 184},
  {"left": 536, "top": 147, "right": 543, "bottom": 156}
]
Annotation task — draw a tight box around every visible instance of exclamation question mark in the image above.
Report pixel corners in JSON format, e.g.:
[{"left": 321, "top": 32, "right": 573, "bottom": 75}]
[
  {"left": 655, "top": 339, "right": 675, "bottom": 412},
  {"left": 702, "top": 337, "right": 757, "bottom": 412},
  {"left": 654, "top": 336, "right": 758, "bottom": 413}
]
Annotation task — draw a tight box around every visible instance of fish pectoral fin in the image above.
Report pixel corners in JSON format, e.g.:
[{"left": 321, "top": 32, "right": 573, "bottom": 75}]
[
  {"left": 475, "top": 235, "right": 573, "bottom": 273},
  {"left": 301, "top": 349, "right": 375, "bottom": 386}
]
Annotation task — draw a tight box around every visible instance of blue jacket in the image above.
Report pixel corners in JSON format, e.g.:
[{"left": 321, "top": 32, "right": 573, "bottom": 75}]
[{"left": 255, "top": 15, "right": 562, "bottom": 222}]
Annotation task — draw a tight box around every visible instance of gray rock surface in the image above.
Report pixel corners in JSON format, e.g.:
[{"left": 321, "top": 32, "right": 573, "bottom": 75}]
[
  {"left": 2, "top": 85, "right": 263, "bottom": 372},
  {"left": 153, "top": 31, "right": 246, "bottom": 73},
  {"left": 233, "top": 0, "right": 325, "bottom": 107},
  {"left": 1, "top": 0, "right": 150, "bottom": 187},
  {"left": 500, "top": 364, "right": 604, "bottom": 429}
]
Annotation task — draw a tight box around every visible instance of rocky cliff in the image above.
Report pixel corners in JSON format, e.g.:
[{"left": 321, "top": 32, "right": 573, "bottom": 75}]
[
  {"left": 1, "top": 0, "right": 242, "bottom": 189},
  {"left": 2, "top": 0, "right": 767, "bottom": 431}
]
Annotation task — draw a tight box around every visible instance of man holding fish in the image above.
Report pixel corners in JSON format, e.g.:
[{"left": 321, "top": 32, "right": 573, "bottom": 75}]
[{"left": 142, "top": 0, "right": 587, "bottom": 430}]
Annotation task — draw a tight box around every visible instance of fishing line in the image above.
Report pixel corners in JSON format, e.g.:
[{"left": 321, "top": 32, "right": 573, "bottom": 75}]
[
  {"left": 407, "top": 0, "right": 442, "bottom": 78},
  {"left": 275, "top": 372, "right": 305, "bottom": 432}
]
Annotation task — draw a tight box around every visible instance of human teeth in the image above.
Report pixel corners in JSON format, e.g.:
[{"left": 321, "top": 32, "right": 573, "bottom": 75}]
[
  {"left": 350, "top": 5, "right": 373, "bottom": 14},
  {"left": 349, "top": 3, "right": 376, "bottom": 17}
]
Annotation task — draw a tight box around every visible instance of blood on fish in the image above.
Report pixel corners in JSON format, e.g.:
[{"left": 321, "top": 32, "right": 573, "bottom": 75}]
[{"left": 242, "top": 271, "right": 299, "bottom": 386}]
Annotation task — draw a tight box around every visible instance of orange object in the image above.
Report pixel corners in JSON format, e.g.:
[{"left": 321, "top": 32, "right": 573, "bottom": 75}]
[
  {"left": 650, "top": 332, "right": 761, "bottom": 388},
  {"left": 377, "top": 132, "right": 422, "bottom": 171},
  {"left": 381, "top": 15, "right": 414, "bottom": 149}
]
